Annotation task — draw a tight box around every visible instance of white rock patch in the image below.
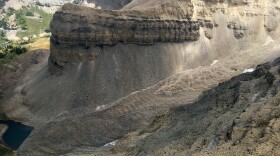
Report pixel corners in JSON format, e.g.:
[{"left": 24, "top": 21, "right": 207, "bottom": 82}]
[
  {"left": 95, "top": 105, "right": 106, "bottom": 111},
  {"left": 211, "top": 60, "right": 218, "bottom": 66},
  {"left": 262, "top": 36, "right": 274, "bottom": 46},
  {"left": 243, "top": 68, "right": 255, "bottom": 73},
  {"left": 104, "top": 140, "right": 118, "bottom": 147}
]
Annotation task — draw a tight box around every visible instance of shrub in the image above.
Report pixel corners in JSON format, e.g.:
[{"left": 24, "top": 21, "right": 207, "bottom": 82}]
[
  {"left": 6, "top": 7, "right": 15, "bottom": 16},
  {"left": 15, "top": 11, "right": 27, "bottom": 27},
  {"left": 0, "top": 43, "right": 27, "bottom": 59},
  {"left": 0, "top": 17, "right": 8, "bottom": 28},
  {"left": 0, "top": 49, "right": 6, "bottom": 58},
  {"left": 0, "top": 31, "right": 5, "bottom": 38},
  {"left": 13, "top": 46, "right": 27, "bottom": 54},
  {"left": 26, "top": 11, "right": 34, "bottom": 17}
]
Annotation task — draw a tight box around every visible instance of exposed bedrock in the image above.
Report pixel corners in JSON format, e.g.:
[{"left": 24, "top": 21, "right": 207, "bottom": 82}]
[
  {"left": 49, "top": 4, "right": 200, "bottom": 74},
  {"left": 87, "top": 0, "right": 132, "bottom": 10}
]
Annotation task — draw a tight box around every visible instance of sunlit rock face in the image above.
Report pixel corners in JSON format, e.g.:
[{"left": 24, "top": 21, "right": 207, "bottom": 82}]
[
  {"left": 87, "top": 0, "right": 132, "bottom": 10},
  {"left": 48, "top": 3, "right": 199, "bottom": 74}
]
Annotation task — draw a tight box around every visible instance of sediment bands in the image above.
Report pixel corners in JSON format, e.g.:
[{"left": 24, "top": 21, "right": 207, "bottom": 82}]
[{"left": 50, "top": 4, "right": 200, "bottom": 46}]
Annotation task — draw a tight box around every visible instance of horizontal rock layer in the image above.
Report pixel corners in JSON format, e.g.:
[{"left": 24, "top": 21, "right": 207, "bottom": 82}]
[
  {"left": 50, "top": 17, "right": 199, "bottom": 46},
  {"left": 50, "top": 5, "right": 199, "bottom": 47},
  {"left": 49, "top": 3, "right": 200, "bottom": 74},
  {"left": 87, "top": 0, "right": 132, "bottom": 10}
]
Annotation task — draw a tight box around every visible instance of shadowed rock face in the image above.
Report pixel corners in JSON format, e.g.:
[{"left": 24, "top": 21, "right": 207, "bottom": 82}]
[{"left": 97, "top": 57, "right": 280, "bottom": 156}]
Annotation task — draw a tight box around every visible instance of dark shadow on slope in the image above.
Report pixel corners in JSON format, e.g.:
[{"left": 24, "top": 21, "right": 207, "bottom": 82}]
[{"left": 128, "top": 60, "right": 279, "bottom": 156}]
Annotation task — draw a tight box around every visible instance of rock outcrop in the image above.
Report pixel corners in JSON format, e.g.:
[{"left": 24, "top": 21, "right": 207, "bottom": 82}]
[
  {"left": 49, "top": 3, "right": 199, "bottom": 74},
  {"left": 87, "top": 0, "right": 132, "bottom": 10}
]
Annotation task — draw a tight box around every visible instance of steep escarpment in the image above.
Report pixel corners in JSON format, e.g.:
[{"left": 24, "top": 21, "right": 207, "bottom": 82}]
[
  {"left": 49, "top": 3, "right": 199, "bottom": 74},
  {"left": 45, "top": 2, "right": 200, "bottom": 111}
]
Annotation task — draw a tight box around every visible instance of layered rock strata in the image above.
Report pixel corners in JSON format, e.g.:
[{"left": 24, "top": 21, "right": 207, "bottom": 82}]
[
  {"left": 87, "top": 0, "right": 132, "bottom": 10},
  {"left": 50, "top": 15, "right": 199, "bottom": 46},
  {"left": 49, "top": 3, "right": 200, "bottom": 74}
]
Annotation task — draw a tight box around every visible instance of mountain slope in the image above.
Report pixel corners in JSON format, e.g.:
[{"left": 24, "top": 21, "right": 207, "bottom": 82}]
[{"left": 88, "top": 55, "right": 280, "bottom": 156}]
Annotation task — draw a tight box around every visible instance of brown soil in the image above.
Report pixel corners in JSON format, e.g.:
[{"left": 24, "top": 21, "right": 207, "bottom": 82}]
[{"left": 0, "top": 49, "right": 49, "bottom": 116}]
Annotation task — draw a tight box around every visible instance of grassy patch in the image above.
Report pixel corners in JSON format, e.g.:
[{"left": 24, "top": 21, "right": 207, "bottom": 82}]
[
  {"left": 16, "top": 6, "right": 52, "bottom": 38},
  {"left": 25, "top": 37, "right": 50, "bottom": 51}
]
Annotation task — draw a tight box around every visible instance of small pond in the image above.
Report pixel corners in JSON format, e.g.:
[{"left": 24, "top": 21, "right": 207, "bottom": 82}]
[{"left": 0, "top": 120, "right": 33, "bottom": 150}]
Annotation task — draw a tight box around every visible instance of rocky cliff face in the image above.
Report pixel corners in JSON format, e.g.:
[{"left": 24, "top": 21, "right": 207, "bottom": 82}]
[
  {"left": 46, "top": 2, "right": 200, "bottom": 110},
  {"left": 87, "top": 0, "right": 132, "bottom": 10},
  {"left": 49, "top": 3, "right": 199, "bottom": 74}
]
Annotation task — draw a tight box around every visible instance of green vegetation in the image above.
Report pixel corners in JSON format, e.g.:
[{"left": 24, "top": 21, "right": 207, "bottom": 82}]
[
  {"left": 26, "top": 11, "right": 34, "bottom": 17},
  {"left": 0, "top": 30, "right": 7, "bottom": 48},
  {"left": 15, "top": 10, "right": 27, "bottom": 30},
  {"left": 0, "top": 17, "right": 8, "bottom": 28},
  {"left": 0, "top": 0, "right": 7, "bottom": 9},
  {"left": 0, "top": 42, "right": 27, "bottom": 77},
  {"left": 6, "top": 7, "right": 15, "bottom": 16},
  {"left": 0, "top": 43, "right": 27, "bottom": 92},
  {"left": 0, "top": 6, "right": 52, "bottom": 42},
  {"left": 0, "top": 8, "right": 15, "bottom": 28},
  {"left": 0, "top": 43, "right": 27, "bottom": 60},
  {"left": 0, "top": 145, "right": 14, "bottom": 156},
  {"left": 15, "top": 6, "right": 52, "bottom": 38}
]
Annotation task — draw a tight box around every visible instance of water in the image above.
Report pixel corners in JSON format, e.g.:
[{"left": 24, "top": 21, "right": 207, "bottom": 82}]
[{"left": 0, "top": 120, "right": 33, "bottom": 150}]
